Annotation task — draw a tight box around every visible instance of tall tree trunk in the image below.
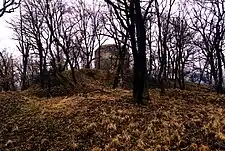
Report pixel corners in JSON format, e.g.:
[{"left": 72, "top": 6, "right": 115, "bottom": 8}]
[
  {"left": 21, "top": 57, "right": 28, "bottom": 90},
  {"left": 104, "top": 0, "right": 150, "bottom": 104},
  {"left": 113, "top": 49, "right": 124, "bottom": 89},
  {"left": 181, "top": 62, "right": 185, "bottom": 90},
  {"left": 133, "top": 0, "right": 148, "bottom": 104},
  {"left": 216, "top": 48, "right": 223, "bottom": 93},
  {"left": 215, "top": 23, "right": 223, "bottom": 93},
  {"left": 37, "top": 40, "right": 44, "bottom": 88},
  {"left": 113, "top": 34, "right": 128, "bottom": 89}
]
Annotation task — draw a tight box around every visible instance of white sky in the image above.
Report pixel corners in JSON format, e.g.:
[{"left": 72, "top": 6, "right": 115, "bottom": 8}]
[
  {"left": 0, "top": 11, "right": 18, "bottom": 55},
  {"left": 0, "top": 0, "right": 201, "bottom": 57}
]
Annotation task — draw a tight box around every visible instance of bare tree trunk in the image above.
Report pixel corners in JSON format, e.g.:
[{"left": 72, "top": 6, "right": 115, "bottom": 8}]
[
  {"left": 132, "top": 0, "right": 148, "bottom": 104},
  {"left": 113, "top": 35, "right": 128, "bottom": 89},
  {"left": 216, "top": 48, "right": 223, "bottom": 93}
]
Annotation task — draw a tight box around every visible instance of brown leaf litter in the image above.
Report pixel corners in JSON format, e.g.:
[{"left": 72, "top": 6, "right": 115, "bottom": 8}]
[{"left": 0, "top": 88, "right": 225, "bottom": 150}]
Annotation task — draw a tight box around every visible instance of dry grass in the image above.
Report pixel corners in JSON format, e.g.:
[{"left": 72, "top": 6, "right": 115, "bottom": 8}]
[{"left": 0, "top": 88, "right": 225, "bottom": 150}]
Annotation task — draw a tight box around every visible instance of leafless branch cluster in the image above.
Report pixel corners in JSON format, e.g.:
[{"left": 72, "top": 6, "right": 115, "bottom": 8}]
[
  {"left": 1, "top": 0, "right": 225, "bottom": 103},
  {"left": 0, "top": 0, "right": 20, "bottom": 17}
]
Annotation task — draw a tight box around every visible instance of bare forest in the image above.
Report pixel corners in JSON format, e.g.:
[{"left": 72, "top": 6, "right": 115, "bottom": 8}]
[{"left": 1, "top": 0, "right": 225, "bottom": 150}]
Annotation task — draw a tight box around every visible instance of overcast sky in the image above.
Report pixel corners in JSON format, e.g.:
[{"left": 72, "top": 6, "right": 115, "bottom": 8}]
[
  {"left": 0, "top": 11, "right": 18, "bottom": 55},
  {"left": 0, "top": 0, "right": 185, "bottom": 57}
]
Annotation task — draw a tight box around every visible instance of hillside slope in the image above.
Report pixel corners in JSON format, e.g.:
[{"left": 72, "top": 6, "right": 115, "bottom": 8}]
[
  {"left": 22, "top": 69, "right": 115, "bottom": 97},
  {"left": 1, "top": 88, "right": 225, "bottom": 150}
]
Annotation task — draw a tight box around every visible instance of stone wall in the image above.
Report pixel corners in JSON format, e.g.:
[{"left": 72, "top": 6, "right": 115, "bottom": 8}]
[{"left": 95, "top": 44, "right": 130, "bottom": 72}]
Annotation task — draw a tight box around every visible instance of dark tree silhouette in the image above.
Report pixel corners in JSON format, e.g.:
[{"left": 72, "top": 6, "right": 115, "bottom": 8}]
[
  {"left": 0, "top": 0, "right": 20, "bottom": 17},
  {"left": 104, "top": 0, "right": 153, "bottom": 104}
]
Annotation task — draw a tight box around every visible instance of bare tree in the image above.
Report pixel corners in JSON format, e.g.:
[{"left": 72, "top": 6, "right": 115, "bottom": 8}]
[
  {"left": 44, "top": 0, "right": 78, "bottom": 84},
  {"left": 104, "top": 0, "right": 153, "bottom": 104},
  {"left": 0, "top": 49, "right": 16, "bottom": 91},
  {"left": 9, "top": 6, "right": 31, "bottom": 90},
  {"left": 101, "top": 5, "right": 130, "bottom": 88},
  {"left": 155, "top": 0, "right": 176, "bottom": 94},
  {"left": 170, "top": 15, "right": 196, "bottom": 89},
  {"left": 71, "top": 0, "right": 107, "bottom": 69},
  {"left": 188, "top": 0, "right": 225, "bottom": 93},
  {"left": 20, "top": 0, "right": 49, "bottom": 88}
]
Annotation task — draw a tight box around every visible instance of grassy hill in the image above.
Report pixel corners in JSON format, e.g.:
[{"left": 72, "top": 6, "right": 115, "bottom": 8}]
[
  {"left": 1, "top": 69, "right": 225, "bottom": 150},
  {"left": 22, "top": 69, "right": 115, "bottom": 98}
]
